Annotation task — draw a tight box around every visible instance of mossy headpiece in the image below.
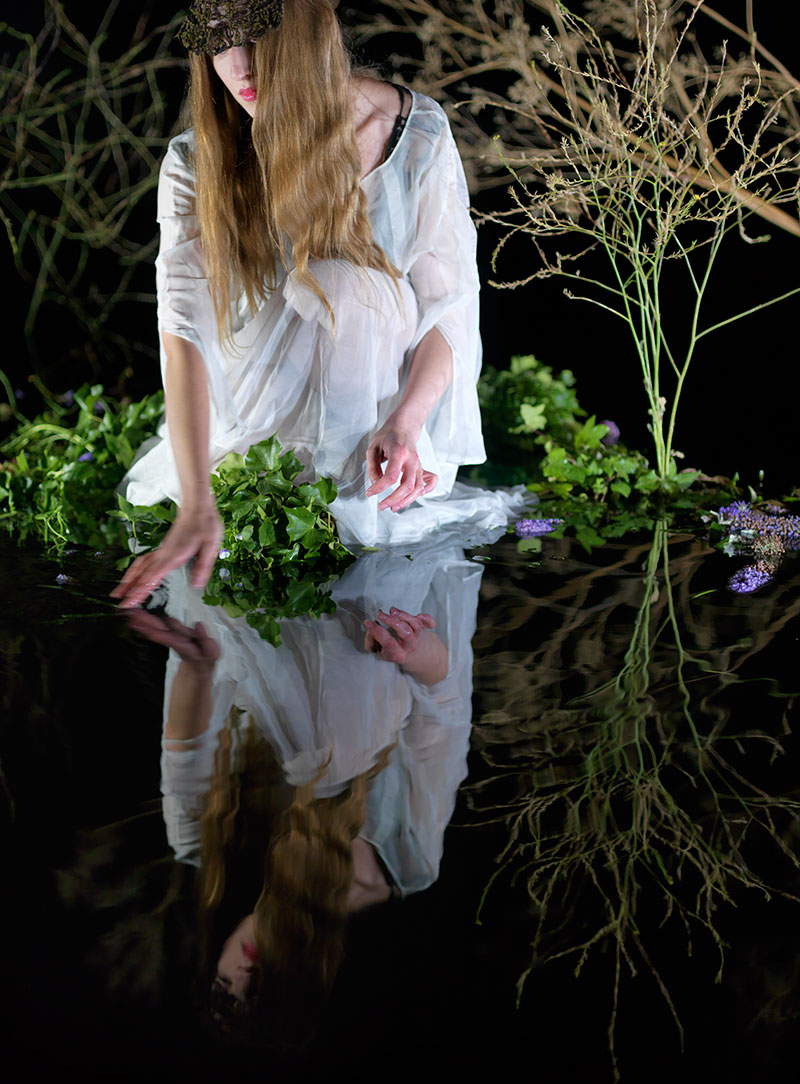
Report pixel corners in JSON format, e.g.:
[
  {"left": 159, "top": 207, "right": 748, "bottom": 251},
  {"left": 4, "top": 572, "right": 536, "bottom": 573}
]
[{"left": 178, "top": 1, "right": 285, "bottom": 55}]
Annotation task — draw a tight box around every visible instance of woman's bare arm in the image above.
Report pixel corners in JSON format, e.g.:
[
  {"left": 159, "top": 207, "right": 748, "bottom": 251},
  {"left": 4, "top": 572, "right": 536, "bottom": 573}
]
[
  {"left": 111, "top": 332, "right": 223, "bottom": 607},
  {"left": 365, "top": 326, "right": 453, "bottom": 511}
]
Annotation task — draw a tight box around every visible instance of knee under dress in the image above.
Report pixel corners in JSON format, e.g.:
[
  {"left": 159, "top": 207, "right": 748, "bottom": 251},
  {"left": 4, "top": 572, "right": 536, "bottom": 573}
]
[{"left": 123, "top": 88, "right": 527, "bottom": 547}]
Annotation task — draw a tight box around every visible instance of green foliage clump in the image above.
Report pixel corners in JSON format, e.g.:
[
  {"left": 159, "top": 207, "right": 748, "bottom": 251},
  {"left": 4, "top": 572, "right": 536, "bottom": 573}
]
[
  {"left": 477, "top": 355, "right": 732, "bottom": 549},
  {"left": 0, "top": 384, "right": 164, "bottom": 551},
  {"left": 117, "top": 438, "right": 354, "bottom": 646},
  {"left": 479, "top": 354, "right": 584, "bottom": 457},
  {"left": 1, "top": 388, "right": 353, "bottom": 643}
]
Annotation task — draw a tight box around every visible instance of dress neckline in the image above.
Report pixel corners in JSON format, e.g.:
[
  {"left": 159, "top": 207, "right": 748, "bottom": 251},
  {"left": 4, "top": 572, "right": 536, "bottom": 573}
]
[{"left": 360, "top": 87, "right": 415, "bottom": 185}]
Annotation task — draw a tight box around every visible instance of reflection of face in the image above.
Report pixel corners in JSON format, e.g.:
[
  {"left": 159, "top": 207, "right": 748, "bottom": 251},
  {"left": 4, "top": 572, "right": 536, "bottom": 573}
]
[
  {"left": 215, "top": 912, "right": 259, "bottom": 1001},
  {"left": 212, "top": 43, "right": 257, "bottom": 117}
]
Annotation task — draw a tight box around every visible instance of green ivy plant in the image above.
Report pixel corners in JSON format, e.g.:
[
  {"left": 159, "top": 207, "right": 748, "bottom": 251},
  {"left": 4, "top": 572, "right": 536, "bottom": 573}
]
[
  {"left": 1, "top": 387, "right": 353, "bottom": 644},
  {"left": 116, "top": 438, "right": 354, "bottom": 646},
  {"left": 476, "top": 355, "right": 737, "bottom": 550},
  {"left": 0, "top": 384, "right": 164, "bottom": 551}
]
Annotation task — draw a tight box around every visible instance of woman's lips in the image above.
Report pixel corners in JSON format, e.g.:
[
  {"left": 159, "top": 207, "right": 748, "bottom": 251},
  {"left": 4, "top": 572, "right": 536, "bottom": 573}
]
[
  {"left": 241, "top": 940, "right": 259, "bottom": 962},
  {"left": 239, "top": 88, "right": 257, "bottom": 102}
]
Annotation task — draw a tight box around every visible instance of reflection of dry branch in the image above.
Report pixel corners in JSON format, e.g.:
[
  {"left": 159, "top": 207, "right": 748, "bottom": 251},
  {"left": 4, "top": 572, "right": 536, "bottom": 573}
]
[
  {"left": 468, "top": 527, "right": 800, "bottom": 1076},
  {"left": 0, "top": 1, "right": 184, "bottom": 376}
]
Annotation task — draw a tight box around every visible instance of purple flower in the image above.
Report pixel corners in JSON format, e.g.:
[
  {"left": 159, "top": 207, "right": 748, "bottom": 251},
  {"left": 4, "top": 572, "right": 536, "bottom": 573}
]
[
  {"left": 218, "top": 568, "right": 231, "bottom": 581},
  {"left": 60, "top": 390, "right": 75, "bottom": 407},
  {"left": 218, "top": 548, "right": 231, "bottom": 559},
  {"left": 55, "top": 573, "right": 69, "bottom": 585},
  {"left": 14, "top": 388, "right": 25, "bottom": 401},
  {"left": 718, "top": 501, "right": 751, "bottom": 522},
  {"left": 599, "top": 420, "right": 620, "bottom": 446},
  {"left": 93, "top": 400, "right": 106, "bottom": 416},
  {"left": 78, "top": 451, "right": 93, "bottom": 462},
  {"left": 728, "top": 565, "right": 772, "bottom": 594},
  {"left": 515, "top": 518, "right": 564, "bottom": 538}
]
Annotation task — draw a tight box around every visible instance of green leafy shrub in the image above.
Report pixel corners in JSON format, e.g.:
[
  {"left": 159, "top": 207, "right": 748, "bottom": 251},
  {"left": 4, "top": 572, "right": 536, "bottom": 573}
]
[
  {"left": 1, "top": 389, "right": 353, "bottom": 643},
  {"left": 116, "top": 438, "right": 354, "bottom": 646},
  {"left": 0, "top": 384, "right": 164, "bottom": 551},
  {"left": 477, "top": 355, "right": 734, "bottom": 549}
]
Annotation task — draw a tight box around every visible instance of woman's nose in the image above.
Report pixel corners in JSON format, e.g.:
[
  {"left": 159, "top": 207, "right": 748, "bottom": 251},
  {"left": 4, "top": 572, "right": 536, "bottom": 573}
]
[{"left": 228, "top": 44, "right": 252, "bottom": 79}]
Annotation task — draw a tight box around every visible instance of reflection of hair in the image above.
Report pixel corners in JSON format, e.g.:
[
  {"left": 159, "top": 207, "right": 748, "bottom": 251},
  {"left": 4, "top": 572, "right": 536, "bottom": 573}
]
[
  {"left": 188, "top": 0, "right": 399, "bottom": 341},
  {"left": 199, "top": 705, "right": 390, "bottom": 1035}
]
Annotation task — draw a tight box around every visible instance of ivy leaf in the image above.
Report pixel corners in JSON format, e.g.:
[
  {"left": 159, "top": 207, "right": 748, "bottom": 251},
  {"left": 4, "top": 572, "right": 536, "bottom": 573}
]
[
  {"left": 513, "top": 402, "right": 547, "bottom": 433},
  {"left": 258, "top": 519, "right": 277, "bottom": 547},
  {"left": 285, "top": 507, "right": 317, "bottom": 542}
]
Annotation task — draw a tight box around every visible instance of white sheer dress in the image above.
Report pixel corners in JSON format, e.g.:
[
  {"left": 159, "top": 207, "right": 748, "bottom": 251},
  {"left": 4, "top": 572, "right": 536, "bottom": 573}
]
[
  {"left": 123, "top": 90, "right": 527, "bottom": 546},
  {"left": 160, "top": 536, "right": 486, "bottom": 896}
]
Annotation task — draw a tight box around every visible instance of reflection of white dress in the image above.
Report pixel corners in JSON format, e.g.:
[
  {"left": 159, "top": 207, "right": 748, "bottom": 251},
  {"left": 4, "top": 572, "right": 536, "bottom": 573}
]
[
  {"left": 124, "top": 91, "right": 527, "bottom": 546},
  {"left": 160, "top": 537, "right": 488, "bottom": 896}
]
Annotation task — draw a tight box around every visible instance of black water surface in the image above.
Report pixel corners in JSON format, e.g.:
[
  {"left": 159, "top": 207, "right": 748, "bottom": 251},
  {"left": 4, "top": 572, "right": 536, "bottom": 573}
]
[{"left": 2, "top": 529, "right": 800, "bottom": 1083}]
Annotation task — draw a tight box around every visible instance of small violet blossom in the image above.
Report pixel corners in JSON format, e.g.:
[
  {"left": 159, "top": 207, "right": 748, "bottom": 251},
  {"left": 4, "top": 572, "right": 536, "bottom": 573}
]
[
  {"left": 93, "top": 400, "right": 106, "bottom": 416},
  {"left": 515, "top": 518, "right": 564, "bottom": 539},
  {"left": 218, "top": 568, "right": 231, "bottom": 581},
  {"left": 218, "top": 548, "right": 231, "bottom": 559},
  {"left": 60, "top": 390, "right": 75, "bottom": 407},
  {"left": 78, "top": 451, "right": 94, "bottom": 462},
  {"left": 55, "top": 573, "right": 70, "bottom": 585},
  {"left": 728, "top": 565, "right": 772, "bottom": 594},
  {"left": 599, "top": 420, "right": 620, "bottom": 447}
]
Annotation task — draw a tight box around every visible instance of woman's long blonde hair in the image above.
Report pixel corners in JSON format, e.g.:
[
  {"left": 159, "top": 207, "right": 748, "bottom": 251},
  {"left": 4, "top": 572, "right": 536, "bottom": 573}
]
[
  {"left": 199, "top": 707, "right": 391, "bottom": 1000},
  {"left": 188, "top": 0, "right": 399, "bottom": 340}
]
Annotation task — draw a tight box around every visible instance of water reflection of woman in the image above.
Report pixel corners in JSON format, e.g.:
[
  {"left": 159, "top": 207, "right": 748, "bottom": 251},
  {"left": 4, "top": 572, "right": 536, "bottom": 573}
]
[
  {"left": 112, "top": 0, "right": 525, "bottom": 609},
  {"left": 128, "top": 542, "right": 483, "bottom": 1030}
]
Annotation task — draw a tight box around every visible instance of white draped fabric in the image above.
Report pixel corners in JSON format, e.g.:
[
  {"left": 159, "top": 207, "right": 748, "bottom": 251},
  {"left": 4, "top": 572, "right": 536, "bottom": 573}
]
[
  {"left": 123, "top": 90, "right": 528, "bottom": 545},
  {"left": 160, "top": 536, "right": 487, "bottom": 896}
]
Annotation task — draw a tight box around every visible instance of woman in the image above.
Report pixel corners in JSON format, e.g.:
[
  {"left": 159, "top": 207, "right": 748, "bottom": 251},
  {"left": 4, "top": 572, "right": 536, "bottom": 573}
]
[
  {"left": 113, "top": 0, "right": 523, "bottom": 610},
  {"left": 126, "top": 535, "right": 482, "bottom": 1030}
]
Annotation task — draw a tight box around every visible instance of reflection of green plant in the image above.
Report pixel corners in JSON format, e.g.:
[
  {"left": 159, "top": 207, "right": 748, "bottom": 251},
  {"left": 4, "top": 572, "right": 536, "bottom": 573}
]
[
  {"left": 0, "top": 1, "right": 183, "bottom": 375},
  {"left": 117, "top": 438, "right": 354, "bottom": 646},
  {"left": 471, "top": 524, "right": 800, "bottom": 1079},
  {"left": 0, "top": 383, "right": 164, "bottom": 551}
]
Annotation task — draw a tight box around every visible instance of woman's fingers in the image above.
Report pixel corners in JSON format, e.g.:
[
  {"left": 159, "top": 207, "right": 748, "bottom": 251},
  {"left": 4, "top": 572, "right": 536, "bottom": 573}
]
[
  {"left": 364, "top": 619, "right": 398, "bottom": 656},
  {"left": 378, "top": 461, "right": 424, "bottom": 512},
  {"left": 377, "top": 608, "right": 421, "bottom": 638},
  {"left": 191, "top": 537, "right": 221, "bottom": 590}
]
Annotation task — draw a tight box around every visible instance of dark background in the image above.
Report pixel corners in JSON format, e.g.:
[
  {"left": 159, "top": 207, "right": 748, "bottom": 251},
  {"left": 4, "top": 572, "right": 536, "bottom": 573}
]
[{"left": 2, "top": 1, "right": 799, "bottom": 491}]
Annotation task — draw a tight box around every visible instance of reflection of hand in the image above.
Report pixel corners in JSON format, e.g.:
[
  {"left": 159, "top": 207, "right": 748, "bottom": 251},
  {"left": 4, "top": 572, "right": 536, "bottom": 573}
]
[
  {"left": 125, "top": 610, "right": 220, "bottom": 665},
  {"left": 110, "top": 502, "right": 223, "bottom": 608},
  {"left": 365, "top": 423, "right": 437, "bottom": 512},
  {"left": 364, "top": 608, "right": 436, "bottom": 662}
]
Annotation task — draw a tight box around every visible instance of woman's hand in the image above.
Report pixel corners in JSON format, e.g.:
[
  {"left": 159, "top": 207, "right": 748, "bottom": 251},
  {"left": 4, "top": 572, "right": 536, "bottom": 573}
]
[
  {"left": 110, "top": 500, "right": 223, "bottom": 608},
  {"left": 365, "top": 421, "right": 437, "bottom": 512},
  {"left": 364, "top": 608, "right": 436, "bottom": 662},
  {"left": 124, "top": 611, "right": 221, "bottom": 666},
  {"left": 364, "top": 608, "right": 448, "bottom": 684}
]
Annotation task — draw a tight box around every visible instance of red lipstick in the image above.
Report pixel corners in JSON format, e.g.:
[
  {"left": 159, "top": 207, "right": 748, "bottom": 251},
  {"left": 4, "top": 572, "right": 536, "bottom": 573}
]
[
  {"left": 242, "top": 940, "right": 259, "bottom": 962},
  {"left": 239, "top": 87, "right": 257, "bottom": 102}
]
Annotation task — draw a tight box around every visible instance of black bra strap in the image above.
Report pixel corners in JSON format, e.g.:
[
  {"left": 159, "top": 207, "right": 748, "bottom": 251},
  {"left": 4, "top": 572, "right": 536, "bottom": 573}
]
[{"left": 383, "top": 83, "right": 411, "bottom": 163}]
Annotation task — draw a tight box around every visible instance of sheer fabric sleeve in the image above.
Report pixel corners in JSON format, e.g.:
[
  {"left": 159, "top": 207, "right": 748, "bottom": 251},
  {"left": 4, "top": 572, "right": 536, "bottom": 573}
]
[
  {"left": 406, "top": 113, "right": 486, "bottom": 468},
  {"left": 154, "top": 133, "right": 240, "bottom": 444}
]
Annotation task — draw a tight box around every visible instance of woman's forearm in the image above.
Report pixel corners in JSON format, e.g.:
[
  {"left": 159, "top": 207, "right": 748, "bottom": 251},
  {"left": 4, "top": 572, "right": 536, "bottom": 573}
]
[
  {"left": 164, "top": 660, "right": 214, "bottom": 742},
  {"left": 161, "top": 331, "right": 214, "bottom": 508},
  {"left": 391, "top": 326, "right": 453, "bottom": 437}
]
